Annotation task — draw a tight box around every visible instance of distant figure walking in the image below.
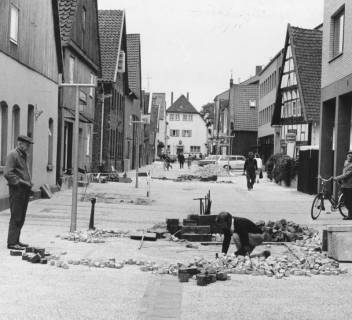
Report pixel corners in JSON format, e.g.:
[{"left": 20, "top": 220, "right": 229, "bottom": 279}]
[
  {"left": 243, "top": 152, "right": 258, "bottom": 191},
  {"left": 4, "top": 135, "right": 34, "bottom": 250},
  {"left": 255, "top": 153, "right": 263, "bottom": 183},
  {"left": 187, "top": 154, "right": 192, "bottom": 169},
  {"left": 178, "top": 153, "right": 185, "bottom": 169}
]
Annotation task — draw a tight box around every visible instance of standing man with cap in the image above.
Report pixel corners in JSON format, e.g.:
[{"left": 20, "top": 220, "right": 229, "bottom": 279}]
[
  {"left": 334, "top": 150, "right": 352, "bottom": 220},
  {"left": 4, "top": 135, "right": 34, "bottom": 250}
]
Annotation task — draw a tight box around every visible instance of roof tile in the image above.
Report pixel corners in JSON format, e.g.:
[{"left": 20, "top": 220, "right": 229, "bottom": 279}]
[
  {"left": 98, "top": 10, "right": 124, "bottom": 82},
  {"left": 167, "top": 95, "right": 199, "bottom": 114}
]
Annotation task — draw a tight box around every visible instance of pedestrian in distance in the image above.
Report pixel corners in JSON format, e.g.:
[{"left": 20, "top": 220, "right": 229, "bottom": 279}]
[
  {"left": 187, "top": 154, "right": 192, "bottom": 169},
  {"left": 243, "top": 152, "right": 258, "bottom": 190},
  {"left": 334, "top": 150, "right": 352, "bottom": 220},
  {"left": 4, "top": 135, "right": 34, "bottom": 250},
  {"left": 215, "top": 212, "right": 266, "bottom": 257},
  {"left": 165, "top": 154, "right": 172, "bottom": 171},
  {"left": 178, "top": 152, "right": 185, "bottom": 169},
  {"left": 255, "top": 153, "right": 263, "bottom": 183}
]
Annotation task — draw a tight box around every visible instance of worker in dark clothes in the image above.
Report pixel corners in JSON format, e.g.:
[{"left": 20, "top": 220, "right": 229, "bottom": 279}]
[
  {"left": 243, "top": 152, "right": 258, "bottom": 191},
  {"left": 215, "top": 212, "right": 264, "bottom": 256},
  {"left": 4, "top": 135, "right": 34, "bottom": 250}
]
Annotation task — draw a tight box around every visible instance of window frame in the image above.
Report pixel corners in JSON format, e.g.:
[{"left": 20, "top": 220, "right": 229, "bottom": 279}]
[
  {"left": 330, "top": 5, "right": 345, "bottom": 61},
  {"left": 9, "top": 4, "right": 19, "bottom": 45}
]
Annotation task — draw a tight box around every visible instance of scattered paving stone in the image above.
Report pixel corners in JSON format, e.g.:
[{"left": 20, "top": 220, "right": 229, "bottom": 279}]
[{"left": 60, "top": 229, "right": 130, "bottom": 243}]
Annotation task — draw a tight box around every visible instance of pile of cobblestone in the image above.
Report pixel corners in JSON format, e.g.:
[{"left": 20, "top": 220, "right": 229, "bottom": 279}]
[
  {"left": 257, "top": 219, "right": 317, "bottom": 242},
  {"left": 59, "top": 229, "right": 130, "bottom": 243},
  {"left": 194, "top": 164, "right": 230, "bottom": 178}
]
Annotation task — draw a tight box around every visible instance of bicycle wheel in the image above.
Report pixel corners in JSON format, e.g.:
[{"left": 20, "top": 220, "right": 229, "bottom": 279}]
[
  {"left": 338, "top": 193, "right": 348, "bottom": 218},
  {"left": 311, "top": 194, "right": 323, "bottom": 220}
]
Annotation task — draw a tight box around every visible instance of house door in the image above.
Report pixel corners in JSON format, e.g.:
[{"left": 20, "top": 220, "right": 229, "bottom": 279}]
[
  {"left": 176, "top": 146, "right": 184, "bottom": 155},
  {"left": 63, "top": 121, "right": 73, "bottom": 173}
]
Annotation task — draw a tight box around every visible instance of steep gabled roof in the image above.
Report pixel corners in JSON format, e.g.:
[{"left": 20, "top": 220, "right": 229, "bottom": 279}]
[
  {"left": 126, "top": 34, "right": 141, "bottom": 98},
  {"left": 272, "top": 25, "right": 322, "bottom": 125},
  {"left": 98, "top": 10, "right": 124, "bottom": 82},
  {"left": 167, "top": 95, "right": 199, "bottom": 114},
  {"left": 290, "top": 26, "right": 322, "bottom": 123},
  {"left": 58, "top": 0, "right": 78, "bottom": 45}
]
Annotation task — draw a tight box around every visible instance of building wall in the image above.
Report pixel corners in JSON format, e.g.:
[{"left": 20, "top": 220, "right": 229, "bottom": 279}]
[
  {"left": 232, "top": 131, "right": 257, "bottom": 156},
  {"left": 151, "top": 93, "right": 167, "bottom": 156},
  {"left": 258, "top": 53, "right": 282, "bottom": 139},
  {"left": 0, "top": 52, "right": 58, "bottom": 195},
  {"left": 0, "top": 0, "right": 59, "bottom": 83},
  {"left": 231, "top": 84, "right": 259, "bottom": 132},
  {"left": 166, "top": 113, "right": 207, "bottom": 156},
  {"left": 322, "top": 1, "right": 352, "bottom": 88},
  {"left": 59, "top": 47, "right": 98, "bottom": 173}
]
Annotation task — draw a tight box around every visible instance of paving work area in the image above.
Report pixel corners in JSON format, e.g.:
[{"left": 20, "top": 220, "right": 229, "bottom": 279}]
[{"left": 0, "top": 162, "right": 352, "bottom": 320}]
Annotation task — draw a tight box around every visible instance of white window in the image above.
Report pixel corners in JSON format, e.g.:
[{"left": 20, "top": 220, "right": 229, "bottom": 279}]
[
  {"left": 79, "top": 90, "right": 87, "bottom": 111},
  {"left": 183, "top": 114, "right": 193, "bottom": 121},
  {"left": 69, "top": 56, "right": 75, "bottom": 83},
  {"left": 86, "top": 126, "right": 91, "bottom": 155},
  {"left": 10, "top": 5, "right": 19, "bottom": 44},
  {"left": 90, "top": 73, "right": 95, "bottom": 97},
  {"left": 170, "top": 129, "right": 179, "bottom": 137},
  {"left": 169, "top": 113, "right": 174, "bottom": 121},
  {"left": 82, "top": 7, "right": 86, "bottom": 31},
  {"left": 331, "top": 7, "right": 345, "bottom": 58},
  {"left": 249, "top": 100, "right": 256, "bottom": 108},
  {"left": 182, "top": 130, "right": 192, "bottom": 137},
  {"left": 190, "top": 146, "right": 200, "bottom": 153},
  {"left": 175, "top": 114, "right": 180, "bottom": 121}
]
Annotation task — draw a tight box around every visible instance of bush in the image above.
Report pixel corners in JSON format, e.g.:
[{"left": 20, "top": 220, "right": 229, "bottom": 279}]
[{"left": 266, "top": 153, "right": 296, "bottom": 186}]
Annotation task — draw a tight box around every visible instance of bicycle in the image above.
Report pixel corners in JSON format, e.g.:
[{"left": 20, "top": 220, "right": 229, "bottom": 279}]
[{"left": 311, "top": 176, "right": 348, "bottom": 220}]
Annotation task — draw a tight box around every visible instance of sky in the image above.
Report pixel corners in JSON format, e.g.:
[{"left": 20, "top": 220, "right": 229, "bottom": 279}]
[{"left": 98, "top": 0, "right": 324, "bottom": 110}]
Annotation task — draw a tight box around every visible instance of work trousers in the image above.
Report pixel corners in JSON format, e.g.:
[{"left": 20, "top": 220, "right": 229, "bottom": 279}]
[
  {"left": 342, "top": 187, "right": 352, "bottom": 216},
  {"left": 7, "top": 185, "right": 30, "bottom": 245},
  {"left": 246, "top": 172, "right": 256, "bottom": 190}
]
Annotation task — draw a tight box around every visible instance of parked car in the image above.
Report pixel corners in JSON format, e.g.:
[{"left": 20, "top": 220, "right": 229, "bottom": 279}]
[
  {"left": 217, "top": 155, "right": 246, "bottom": 170},
  {"left": 198, "top": 155, "right": 220, "bottom": 166}
]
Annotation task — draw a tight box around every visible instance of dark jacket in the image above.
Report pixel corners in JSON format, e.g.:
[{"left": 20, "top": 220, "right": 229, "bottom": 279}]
[
  {"left": 222, "top": 216, "right": 262, "bottom": 254},
  {"left": 4, "top": 148, "right": 31, "bottom": 186},
  {"left": 244, "top": 158, "right": 258, "bottom": 174},
  {"left": 336, "top": 161, "right": 352, "bottom": 188}
]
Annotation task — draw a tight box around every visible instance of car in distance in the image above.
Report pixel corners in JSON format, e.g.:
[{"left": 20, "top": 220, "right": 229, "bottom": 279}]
[
  {"left": 198, "top": 155, "right": 220, "bottom": 166},
  {"left": 217, "top": 155, "right": 246, "bottom": 170}
]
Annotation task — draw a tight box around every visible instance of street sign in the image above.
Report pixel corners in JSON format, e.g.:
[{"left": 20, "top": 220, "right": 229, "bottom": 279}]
[{"left": 286, "top": 132, "right": 296, "bottom": 142}]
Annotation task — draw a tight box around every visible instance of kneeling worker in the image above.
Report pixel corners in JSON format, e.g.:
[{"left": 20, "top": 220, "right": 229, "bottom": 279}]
[{"left": 216, "top": 212, "right": 264, "bottom": 256}]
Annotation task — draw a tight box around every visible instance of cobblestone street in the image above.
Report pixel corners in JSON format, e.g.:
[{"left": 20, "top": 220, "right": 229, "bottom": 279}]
[{"left": 0, "top": 163, "right": 351, "bottom": 320}]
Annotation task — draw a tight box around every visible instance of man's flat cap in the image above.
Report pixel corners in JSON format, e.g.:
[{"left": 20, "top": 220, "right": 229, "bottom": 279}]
[
  {"left": 347, "top": 150, "right": 352, "bottom": 155},
  {"left": 17, "top": 135, "right": 34, "bottom": 144}
]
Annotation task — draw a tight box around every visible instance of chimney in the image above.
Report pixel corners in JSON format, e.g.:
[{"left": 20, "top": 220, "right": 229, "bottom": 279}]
[
  {"left": 186, "top": 92, "right": 189, "bottom": 100},
  {"left": 171, "top": 92, "right": 174, "bottom": 105},
  {"left": 230, "top": 77, "right": 234, "bottom": 88},
  {"left": 256, "top": 65, "right": 263, "bottom": 75}
]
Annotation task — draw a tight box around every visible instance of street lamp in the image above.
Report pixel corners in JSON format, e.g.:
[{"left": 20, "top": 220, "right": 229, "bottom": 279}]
[{"left": 59, "top": 76, "right": 97, "bottom": 232}]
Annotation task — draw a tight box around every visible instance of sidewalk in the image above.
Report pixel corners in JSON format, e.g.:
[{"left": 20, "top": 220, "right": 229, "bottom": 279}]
[{"left": 0, "top": 162, "right": 351, "bottom": 319}]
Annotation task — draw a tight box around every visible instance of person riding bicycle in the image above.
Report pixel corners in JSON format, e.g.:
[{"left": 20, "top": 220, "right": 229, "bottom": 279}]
[{"left": 334, "top": 150, "right": 352, "bottom": 220}]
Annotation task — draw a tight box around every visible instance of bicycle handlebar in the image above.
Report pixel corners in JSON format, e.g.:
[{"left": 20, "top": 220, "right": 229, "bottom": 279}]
[{"left": 318, "top": 175, "right": 333, "bottom": 183}]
